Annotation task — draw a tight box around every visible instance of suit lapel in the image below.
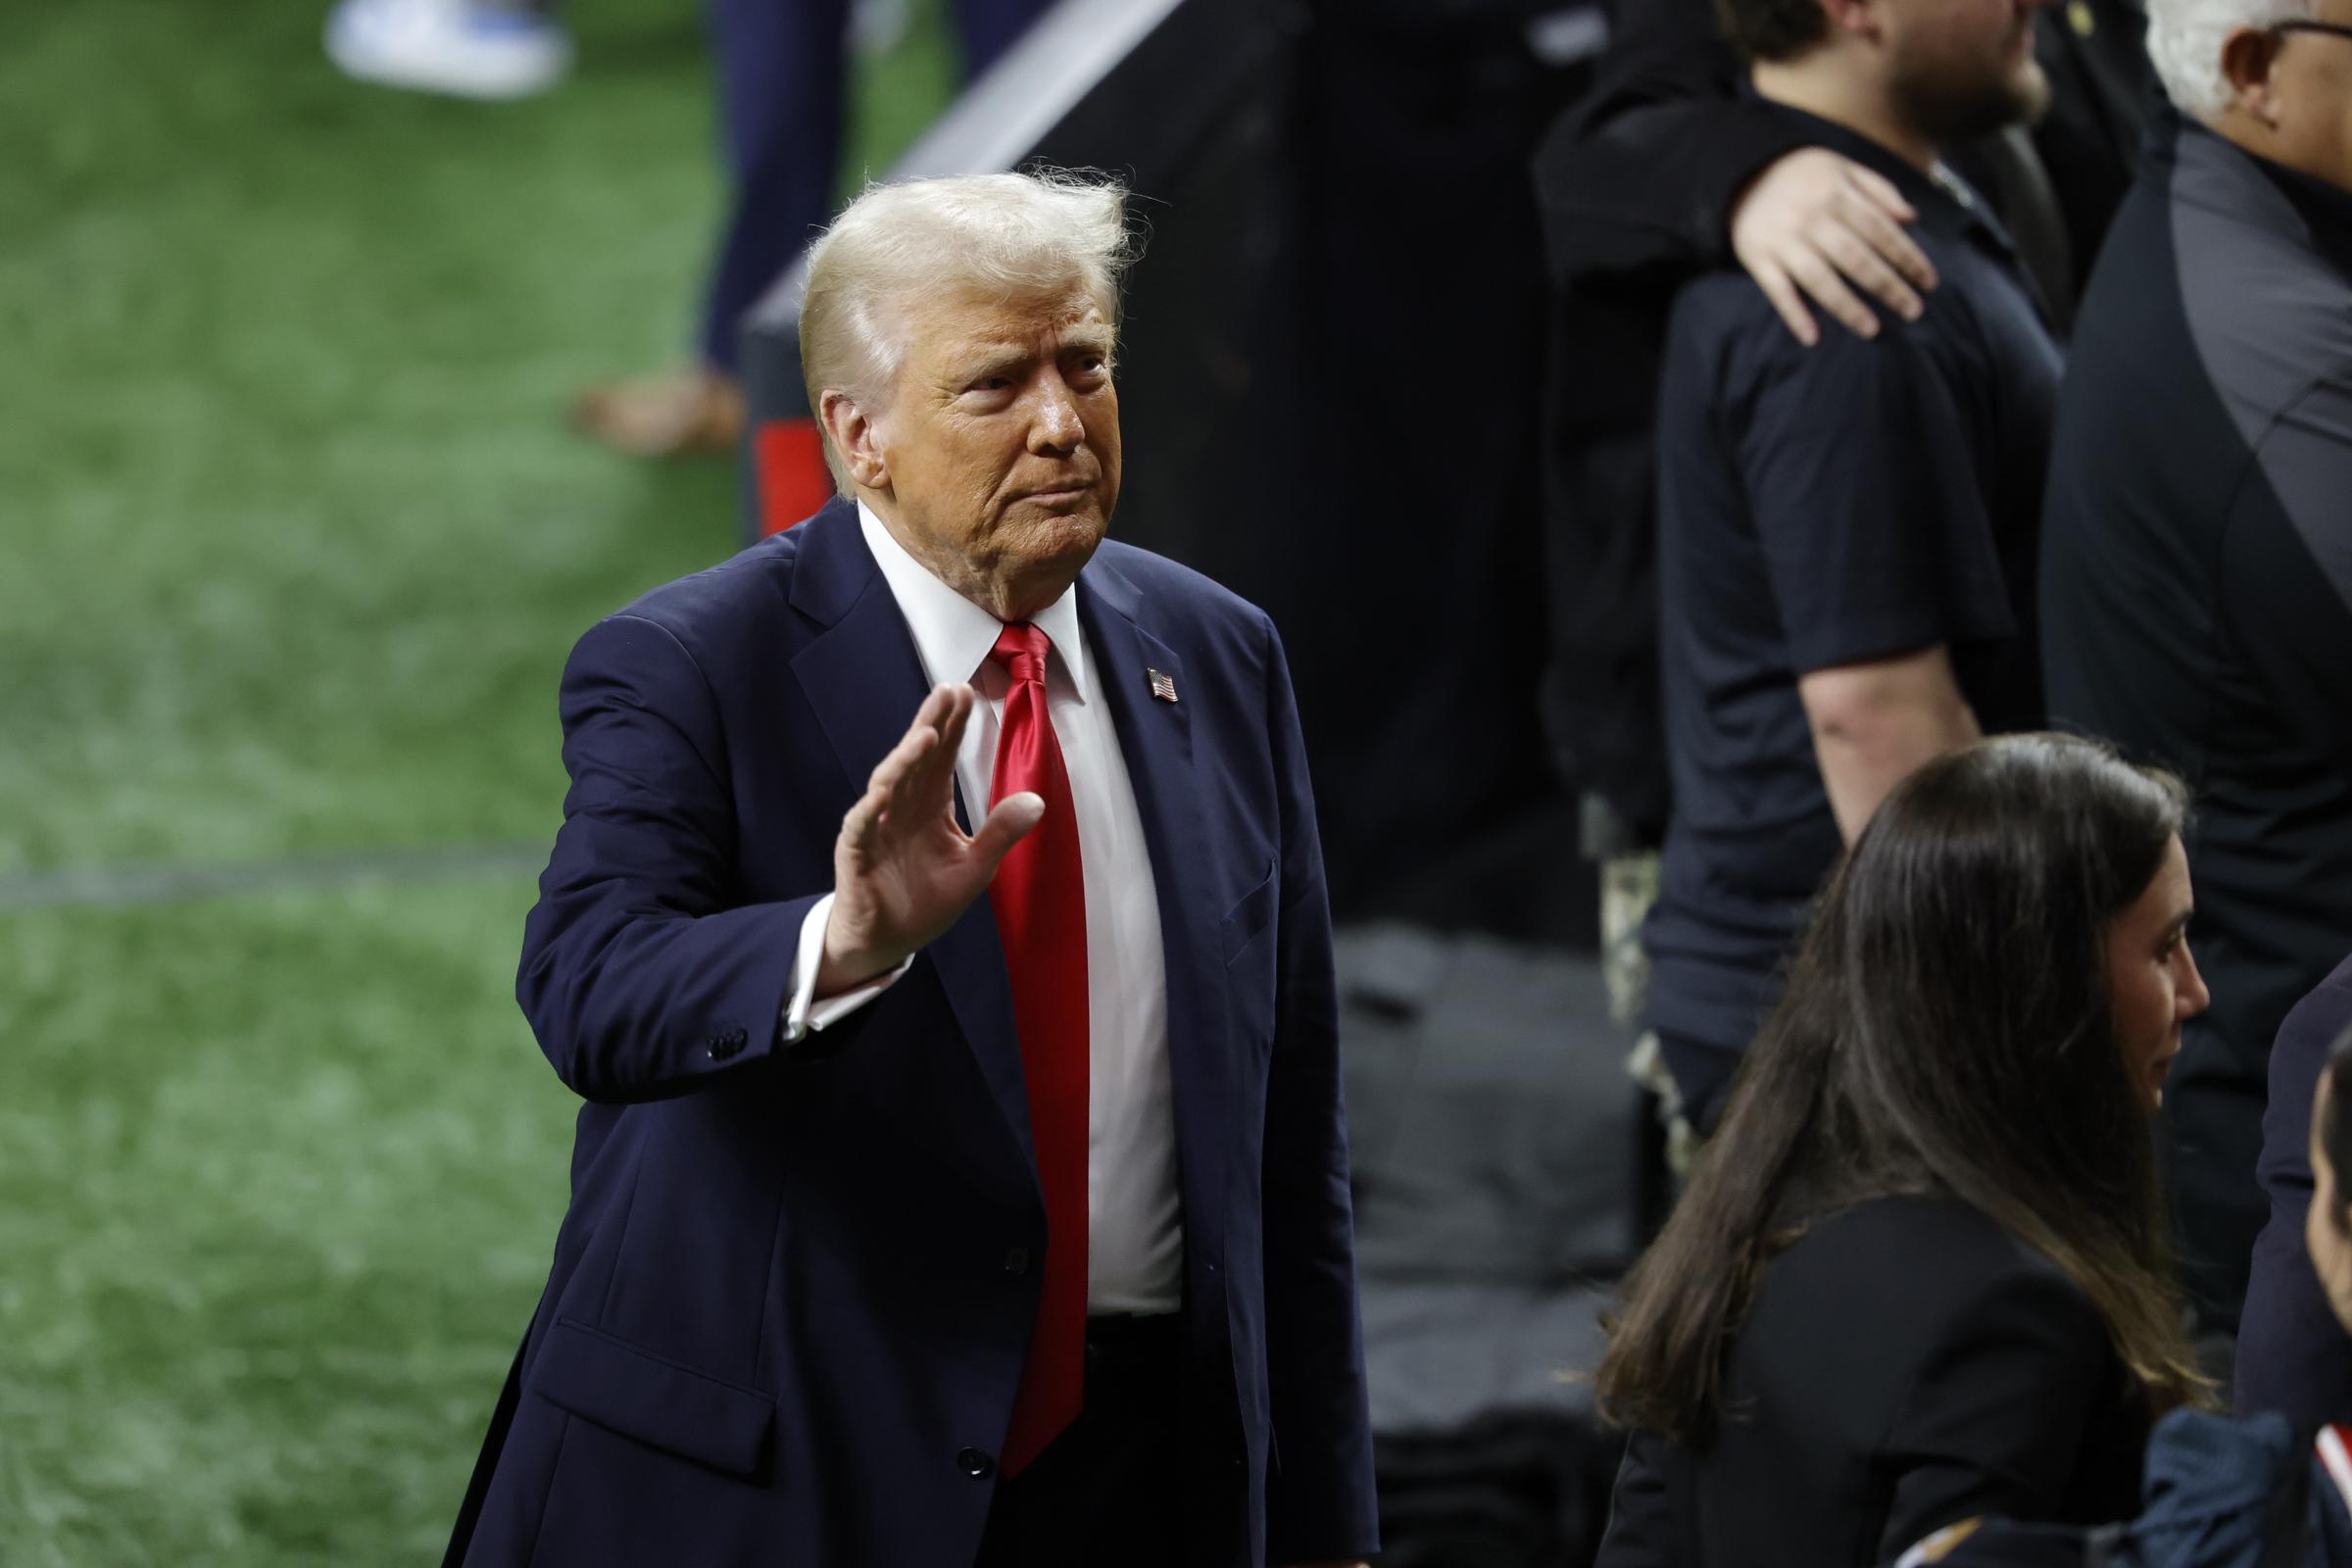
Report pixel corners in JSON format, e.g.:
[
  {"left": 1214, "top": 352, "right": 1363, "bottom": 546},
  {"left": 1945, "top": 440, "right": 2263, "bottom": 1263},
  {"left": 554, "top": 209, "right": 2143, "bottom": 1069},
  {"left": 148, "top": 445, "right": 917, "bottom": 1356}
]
[
  {"left": 1077, "top": 558, "right": 1231, "bottom": 1270},
  {"left": 786, "top": 503, "right": 1036, "bottom": 1176}
]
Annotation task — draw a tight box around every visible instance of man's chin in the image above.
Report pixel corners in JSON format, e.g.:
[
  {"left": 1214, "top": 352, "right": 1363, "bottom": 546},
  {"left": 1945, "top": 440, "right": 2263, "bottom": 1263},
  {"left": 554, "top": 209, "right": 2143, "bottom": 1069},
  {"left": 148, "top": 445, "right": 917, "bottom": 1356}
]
[
  {"left": 1916, "top": 76, "right": 2047, "bottom": 145},
  {"left": 990, "top": 509, "right": 1108, "bottom": 605}
]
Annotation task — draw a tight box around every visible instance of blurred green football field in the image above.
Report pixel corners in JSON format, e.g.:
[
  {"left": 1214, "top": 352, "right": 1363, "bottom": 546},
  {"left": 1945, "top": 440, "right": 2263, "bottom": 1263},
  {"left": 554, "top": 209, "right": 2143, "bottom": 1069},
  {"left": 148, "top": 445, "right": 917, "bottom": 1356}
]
[{"left": 1, "top": 3, "right": 955, "bottom": 1559}]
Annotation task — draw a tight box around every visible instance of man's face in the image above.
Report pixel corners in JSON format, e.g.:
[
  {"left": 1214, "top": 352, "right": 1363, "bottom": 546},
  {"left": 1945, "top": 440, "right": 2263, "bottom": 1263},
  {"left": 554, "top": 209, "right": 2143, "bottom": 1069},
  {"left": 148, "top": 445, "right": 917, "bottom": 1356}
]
[
  {"left": 867, "top": 281, "right": 1121, "bottom": 619},
  {"left": 1881, "top": 0, "right": 2053, "bottom": 144},
  {"left": 2262, "top": 0, "right": 2352, "bottom": 195}
]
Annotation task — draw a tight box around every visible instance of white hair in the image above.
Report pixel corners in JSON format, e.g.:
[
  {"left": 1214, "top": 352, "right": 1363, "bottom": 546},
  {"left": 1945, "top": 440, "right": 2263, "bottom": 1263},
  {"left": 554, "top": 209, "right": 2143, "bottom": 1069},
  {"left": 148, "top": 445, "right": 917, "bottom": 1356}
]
[
  {"left": 2146, "top": 0, "right": 2315, "bottom": 121},
  {"left": 800, "top": 169, "right": 1137, "bottom": 486}
]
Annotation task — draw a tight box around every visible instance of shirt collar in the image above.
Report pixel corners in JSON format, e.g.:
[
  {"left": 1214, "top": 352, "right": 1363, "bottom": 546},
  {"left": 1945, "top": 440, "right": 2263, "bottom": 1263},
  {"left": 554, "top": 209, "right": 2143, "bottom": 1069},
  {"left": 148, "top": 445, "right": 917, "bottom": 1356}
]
[
  {"left": 1754, "top": 99, "right": 2020, "bottom": 260},
  {"left": 857, "top": 500, "right": 1090, "bottom": 702}
]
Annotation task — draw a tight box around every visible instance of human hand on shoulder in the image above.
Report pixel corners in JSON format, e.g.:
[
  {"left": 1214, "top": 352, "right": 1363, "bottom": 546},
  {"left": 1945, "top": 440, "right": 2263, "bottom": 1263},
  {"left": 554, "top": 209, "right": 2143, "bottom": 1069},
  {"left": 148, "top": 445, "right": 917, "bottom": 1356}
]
[
  {"left": 816, "top": 683, "right": 1043, "bottom": 995},
  {"left": 1731, "top": 146, "right": 1937, "bottom": 348}
]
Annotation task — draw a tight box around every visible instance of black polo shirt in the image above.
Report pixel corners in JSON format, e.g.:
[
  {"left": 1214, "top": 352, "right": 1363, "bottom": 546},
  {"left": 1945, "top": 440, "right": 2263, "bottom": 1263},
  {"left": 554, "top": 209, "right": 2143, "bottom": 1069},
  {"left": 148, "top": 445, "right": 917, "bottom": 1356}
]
[
  {"left": 1643, "top": 107, "right": 2062, "bottom": 1082},
  {"left": 2041, "top": 112, "right": 2352, "bottom": 1340}
]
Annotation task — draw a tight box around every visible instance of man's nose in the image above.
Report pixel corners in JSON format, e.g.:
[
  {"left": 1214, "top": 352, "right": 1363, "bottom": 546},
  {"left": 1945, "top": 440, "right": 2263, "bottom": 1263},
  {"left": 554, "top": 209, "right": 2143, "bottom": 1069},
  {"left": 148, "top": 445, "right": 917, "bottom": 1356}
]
[{"left": 1027, "top": 375, "right": 1085, "bottom": 453}]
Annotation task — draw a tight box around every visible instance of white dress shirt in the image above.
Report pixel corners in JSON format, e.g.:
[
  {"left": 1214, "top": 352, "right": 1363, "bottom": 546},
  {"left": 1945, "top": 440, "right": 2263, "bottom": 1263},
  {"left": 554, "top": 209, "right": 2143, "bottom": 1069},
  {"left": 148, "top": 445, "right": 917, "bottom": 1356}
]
[{"left": 776, "top": 502, "right": 1184, "bottom": 1314}]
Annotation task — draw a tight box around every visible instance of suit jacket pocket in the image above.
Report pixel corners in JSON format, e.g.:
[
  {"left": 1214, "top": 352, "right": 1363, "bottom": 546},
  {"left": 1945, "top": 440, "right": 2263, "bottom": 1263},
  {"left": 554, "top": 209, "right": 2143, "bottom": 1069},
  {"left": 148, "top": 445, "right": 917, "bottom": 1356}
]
[
  {"left": 529, "top": 1317, "right": 776, "bottom": 1477},
  {"left": 1219, "top": 859, "right": 1280, "bottom": 966}
]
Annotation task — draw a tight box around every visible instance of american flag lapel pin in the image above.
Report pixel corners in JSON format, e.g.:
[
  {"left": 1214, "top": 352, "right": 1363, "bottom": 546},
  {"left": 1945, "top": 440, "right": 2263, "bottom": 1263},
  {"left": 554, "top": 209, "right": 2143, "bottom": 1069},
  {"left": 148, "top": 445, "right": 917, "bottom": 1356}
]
[{"left": 1148, "top": 667, "right": 1179, "bottom": 705}]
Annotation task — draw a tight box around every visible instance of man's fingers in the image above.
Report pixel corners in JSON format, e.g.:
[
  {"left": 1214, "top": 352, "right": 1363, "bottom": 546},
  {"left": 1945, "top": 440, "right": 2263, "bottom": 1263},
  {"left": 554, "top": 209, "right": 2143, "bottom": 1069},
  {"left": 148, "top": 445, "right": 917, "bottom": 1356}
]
[
  {"left": 914, "top": 681, "right": 956, "bottom": 731},
  {"left": 1838, "top": 184, "right": 1937, "bottom": 296},
  {"left": 1821, "top": 227, "right": 1924, "bottom": 323},
  {"left": 1750, "top": 261, "right": 1821, "bottom": 349},
  {"left": 1846, "top": 162, "right": 1918, "bottom": 223},
  {"left": 867, "top": 729, "right": 946, "bottom": 845},
  {"left": 970, "top": 791, "right": 1045, "bottom": 869},
  {"left": 1786, "top": 251, "right": 1881, "bottom": 341},
  {"left": 934, "top": 684, "right": 976, "bottom": 760},
  {"left": 899, "top": 686, "right": 971, "bottom": 816},
  {"left": 839, "top": 779, "right": 888, "bottom": 861}
]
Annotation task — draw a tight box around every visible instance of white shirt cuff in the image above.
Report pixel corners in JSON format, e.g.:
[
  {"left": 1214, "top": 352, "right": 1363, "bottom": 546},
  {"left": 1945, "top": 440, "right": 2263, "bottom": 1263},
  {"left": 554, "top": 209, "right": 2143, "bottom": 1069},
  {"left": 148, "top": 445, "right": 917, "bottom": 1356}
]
[{"left": 780, "top": 893, "right": 911, "bottom": 1044}]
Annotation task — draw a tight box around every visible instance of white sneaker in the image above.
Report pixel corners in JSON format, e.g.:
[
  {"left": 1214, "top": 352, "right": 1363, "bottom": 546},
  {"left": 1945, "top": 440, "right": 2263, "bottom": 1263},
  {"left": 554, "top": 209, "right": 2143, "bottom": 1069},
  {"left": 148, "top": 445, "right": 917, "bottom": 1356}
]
[{"left": 324, "top": 0, "right": 572, "bottom": 101}]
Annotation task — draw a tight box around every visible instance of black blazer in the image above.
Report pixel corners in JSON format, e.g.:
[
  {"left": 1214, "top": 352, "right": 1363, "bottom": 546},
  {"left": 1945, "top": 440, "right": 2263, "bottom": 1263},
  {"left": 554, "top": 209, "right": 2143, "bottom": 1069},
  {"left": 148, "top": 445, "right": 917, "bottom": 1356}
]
[
  {"left": 1596, "top": 1196, "right": 2150, "bottom": 1567},
  {"left": 444, "top": 502, "right": 1378, "bottom": 1567},
  {"left": 2240, "top": 956, "right": 2352, "bottom": 1428}
]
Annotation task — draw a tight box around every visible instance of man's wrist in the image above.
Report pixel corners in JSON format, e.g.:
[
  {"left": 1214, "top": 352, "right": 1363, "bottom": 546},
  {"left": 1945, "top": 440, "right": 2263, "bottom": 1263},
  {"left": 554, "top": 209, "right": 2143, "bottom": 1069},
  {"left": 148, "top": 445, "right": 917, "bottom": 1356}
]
[{"left": 814, "top": 912, "right": 902, "bottom": 1001}]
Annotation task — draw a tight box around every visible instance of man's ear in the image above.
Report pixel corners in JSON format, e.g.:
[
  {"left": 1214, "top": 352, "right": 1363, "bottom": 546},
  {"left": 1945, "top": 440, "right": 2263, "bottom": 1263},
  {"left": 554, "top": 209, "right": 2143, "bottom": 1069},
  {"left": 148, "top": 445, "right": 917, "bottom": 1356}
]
[
  {"left": 2221, "top": 25, "right": 2286, "bottom": 126},
  {"left": 1821, "top": 0, "right": 1879, "bottom": 42},
  {"left": 817, "top": 388, "right": 889, "bottom": 490}
]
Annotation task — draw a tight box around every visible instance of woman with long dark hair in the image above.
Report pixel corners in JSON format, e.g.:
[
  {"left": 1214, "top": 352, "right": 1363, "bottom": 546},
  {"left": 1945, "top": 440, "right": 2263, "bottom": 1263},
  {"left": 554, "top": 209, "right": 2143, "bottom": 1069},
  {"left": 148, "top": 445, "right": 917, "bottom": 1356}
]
[{"left": 1593, "top": 734, "right": 2213, "bottom": 1565}]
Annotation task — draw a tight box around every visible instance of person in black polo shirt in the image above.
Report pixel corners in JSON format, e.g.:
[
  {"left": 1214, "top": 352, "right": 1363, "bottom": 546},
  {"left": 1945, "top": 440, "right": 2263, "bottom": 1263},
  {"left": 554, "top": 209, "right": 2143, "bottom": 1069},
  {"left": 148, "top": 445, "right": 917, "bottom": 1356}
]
[
  {"left": 1642, "top": 0, "right": 2064, "bottom": 1131},
  {"left": 2040, "top": 0, "right": 2352, "bottom": 1404}
]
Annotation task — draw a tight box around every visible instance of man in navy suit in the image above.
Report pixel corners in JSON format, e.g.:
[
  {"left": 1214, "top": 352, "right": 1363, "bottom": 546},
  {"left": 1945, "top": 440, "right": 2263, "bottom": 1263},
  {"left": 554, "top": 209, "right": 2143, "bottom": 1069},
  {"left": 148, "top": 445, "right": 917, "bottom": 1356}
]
[{"left": 444, "top": 170, "right": 1378, "bottom": 1567}]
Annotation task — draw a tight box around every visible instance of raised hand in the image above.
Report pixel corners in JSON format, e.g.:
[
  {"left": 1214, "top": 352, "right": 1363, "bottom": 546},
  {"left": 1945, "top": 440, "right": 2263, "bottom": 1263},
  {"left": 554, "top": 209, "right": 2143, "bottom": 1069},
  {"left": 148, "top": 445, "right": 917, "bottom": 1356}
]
[
  {"left": 815, "top": 683, "right": 1045, "bottom": 996},
  {"left": 1731, "top": 145, "right": 1938, "bottom": 347}
]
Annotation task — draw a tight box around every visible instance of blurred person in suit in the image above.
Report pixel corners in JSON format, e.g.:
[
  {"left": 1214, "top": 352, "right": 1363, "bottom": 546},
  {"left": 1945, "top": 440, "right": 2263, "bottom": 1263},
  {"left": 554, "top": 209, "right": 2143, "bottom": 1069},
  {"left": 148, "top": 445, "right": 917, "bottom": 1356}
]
[
  {"left": 2038, "top": 0, "right": 2352, "bottom": 1358},
  {"left": 1593, "top": 735, "right": 2212, "bottom": 1566},
  {"left": 442, "top": 170, "right": 1377, "bottom": 1568},
  {"left": 2254, "top": 962, "right": 2352, "bottom": 1428}
]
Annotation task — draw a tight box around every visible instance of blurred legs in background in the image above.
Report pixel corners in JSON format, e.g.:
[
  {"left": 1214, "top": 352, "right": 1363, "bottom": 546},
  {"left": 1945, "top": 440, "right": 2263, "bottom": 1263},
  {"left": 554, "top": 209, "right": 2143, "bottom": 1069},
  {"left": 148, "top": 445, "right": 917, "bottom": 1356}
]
[
  {"left": 1602, "top": 850, "right": 1691, "bottom": 1241},
  {"left": 324, "top": 0, "right": 1044, "bottom": 460},
  {"left": 576, "top": 0, "right": 1052, "bottom": 458}
]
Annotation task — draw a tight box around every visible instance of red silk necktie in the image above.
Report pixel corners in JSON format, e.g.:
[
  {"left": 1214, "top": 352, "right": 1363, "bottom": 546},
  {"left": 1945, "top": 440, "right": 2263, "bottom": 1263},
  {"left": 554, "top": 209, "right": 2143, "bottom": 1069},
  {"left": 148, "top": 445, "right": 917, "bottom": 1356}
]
[{"left": 984, "top": 622, "right": 1089, "bottom": 1477}]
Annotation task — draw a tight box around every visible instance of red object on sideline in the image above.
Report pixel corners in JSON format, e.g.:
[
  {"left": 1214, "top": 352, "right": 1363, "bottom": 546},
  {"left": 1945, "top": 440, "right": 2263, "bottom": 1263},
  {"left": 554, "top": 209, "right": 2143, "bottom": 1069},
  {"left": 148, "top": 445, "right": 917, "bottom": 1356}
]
[
  {"left": 754, "top": 417, "right": 834, "bottom": 535},
  {"left": 984, "top": 623, "right": 1090, "bottom": 1478}
]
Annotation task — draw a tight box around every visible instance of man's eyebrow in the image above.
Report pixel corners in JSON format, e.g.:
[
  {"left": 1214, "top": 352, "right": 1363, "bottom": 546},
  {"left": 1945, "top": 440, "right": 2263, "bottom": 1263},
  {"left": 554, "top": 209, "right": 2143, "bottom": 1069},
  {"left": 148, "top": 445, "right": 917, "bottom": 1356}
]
[
  {"left": 949, "top": 331, "right": 1115, "bottom": 383},
  {"left": 948, "top": 344, "right": 1032, "bottom": 381}
]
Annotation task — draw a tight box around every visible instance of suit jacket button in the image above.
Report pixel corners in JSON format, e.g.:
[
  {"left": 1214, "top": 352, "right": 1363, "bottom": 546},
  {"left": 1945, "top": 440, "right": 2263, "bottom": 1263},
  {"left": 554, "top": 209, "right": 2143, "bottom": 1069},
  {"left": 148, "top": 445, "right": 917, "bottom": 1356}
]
[
  {"left": 708, "top": 1034, "right": 742, "bottom": 1060},
  {"left": 956, "top": 1446, "right": 994, "bottom": 1479},
  {"left": 1002, "top": 1247, "right": 1031, "bottom": 1276}
]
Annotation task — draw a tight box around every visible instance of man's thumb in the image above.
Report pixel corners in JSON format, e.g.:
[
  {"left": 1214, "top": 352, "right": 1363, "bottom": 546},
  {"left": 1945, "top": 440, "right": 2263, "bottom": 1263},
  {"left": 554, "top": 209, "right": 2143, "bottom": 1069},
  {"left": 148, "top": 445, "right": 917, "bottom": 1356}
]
[{"left": 973, "top": 792, "right": 1046, "bottom": 867}]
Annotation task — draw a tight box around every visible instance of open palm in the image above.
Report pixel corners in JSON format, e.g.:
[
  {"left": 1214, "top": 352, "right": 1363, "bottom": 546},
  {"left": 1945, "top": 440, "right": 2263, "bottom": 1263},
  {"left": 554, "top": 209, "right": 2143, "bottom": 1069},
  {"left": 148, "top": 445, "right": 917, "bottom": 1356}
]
[{"left": 817, "top": 684, "right": 1044, "bottom": 994}]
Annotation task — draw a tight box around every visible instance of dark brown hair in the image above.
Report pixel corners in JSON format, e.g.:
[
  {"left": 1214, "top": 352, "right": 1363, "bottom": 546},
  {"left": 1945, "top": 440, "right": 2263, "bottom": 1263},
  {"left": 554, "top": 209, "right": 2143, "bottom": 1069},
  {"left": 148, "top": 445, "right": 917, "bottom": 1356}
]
[
  {"left": 1714, "top": 0, "right": 1831, "bottom": 62},
  {"left": 1596, "top": 734, "right": 2208, "bottom": 1446}
]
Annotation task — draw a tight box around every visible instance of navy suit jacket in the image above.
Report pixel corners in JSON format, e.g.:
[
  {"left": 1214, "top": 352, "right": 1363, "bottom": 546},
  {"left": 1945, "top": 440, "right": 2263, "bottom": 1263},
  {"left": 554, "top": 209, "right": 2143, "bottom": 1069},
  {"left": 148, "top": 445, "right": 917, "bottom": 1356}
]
[
  {"left": 446, "top": 500, "right": 1379, "bottom": 1567},
  {"left": 2237, "top": 955, "right": 2352, "bottom": 1429}
]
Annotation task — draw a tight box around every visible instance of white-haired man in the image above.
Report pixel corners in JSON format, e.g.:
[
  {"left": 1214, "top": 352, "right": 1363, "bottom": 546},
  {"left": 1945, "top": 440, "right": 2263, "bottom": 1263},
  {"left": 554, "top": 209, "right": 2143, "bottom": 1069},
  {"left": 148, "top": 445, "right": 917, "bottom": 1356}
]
[
  {"left": 443, "top": 172, "right": 1377, "bottom": 1568},
  {"left": 2039, "top": 0, "right": 2352, "bottom": 1425}
]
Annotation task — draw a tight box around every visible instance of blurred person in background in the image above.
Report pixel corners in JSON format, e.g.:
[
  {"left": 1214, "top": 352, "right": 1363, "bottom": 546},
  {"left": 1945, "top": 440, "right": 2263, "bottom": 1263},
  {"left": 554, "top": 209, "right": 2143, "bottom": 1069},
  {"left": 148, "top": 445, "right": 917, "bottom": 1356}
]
[
  {"left": 443, "top": 170, "right": 1376, "bottom": 1568},
  {"left": 325, "top": 0, "right": 1049, "bottom": 458},
  {"left": 1889, "top": 1020, "right": 2352, "bottom": 1568},
  {"left": 1530, "top": 0, "right": 2150, "bottom": 1200},
  {"left": 1635, "top": 0, "right": 2064, "bottom": 1135},
  {"left": 2255, "top": 960, "right": 2352, "bottom": 1427},
  {"left": 2036, "top": 0, "right": 2352, "bottom": 1368},
  {"left": 1594, "top": 736, "right": 2211, "bottom": 1565}
]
